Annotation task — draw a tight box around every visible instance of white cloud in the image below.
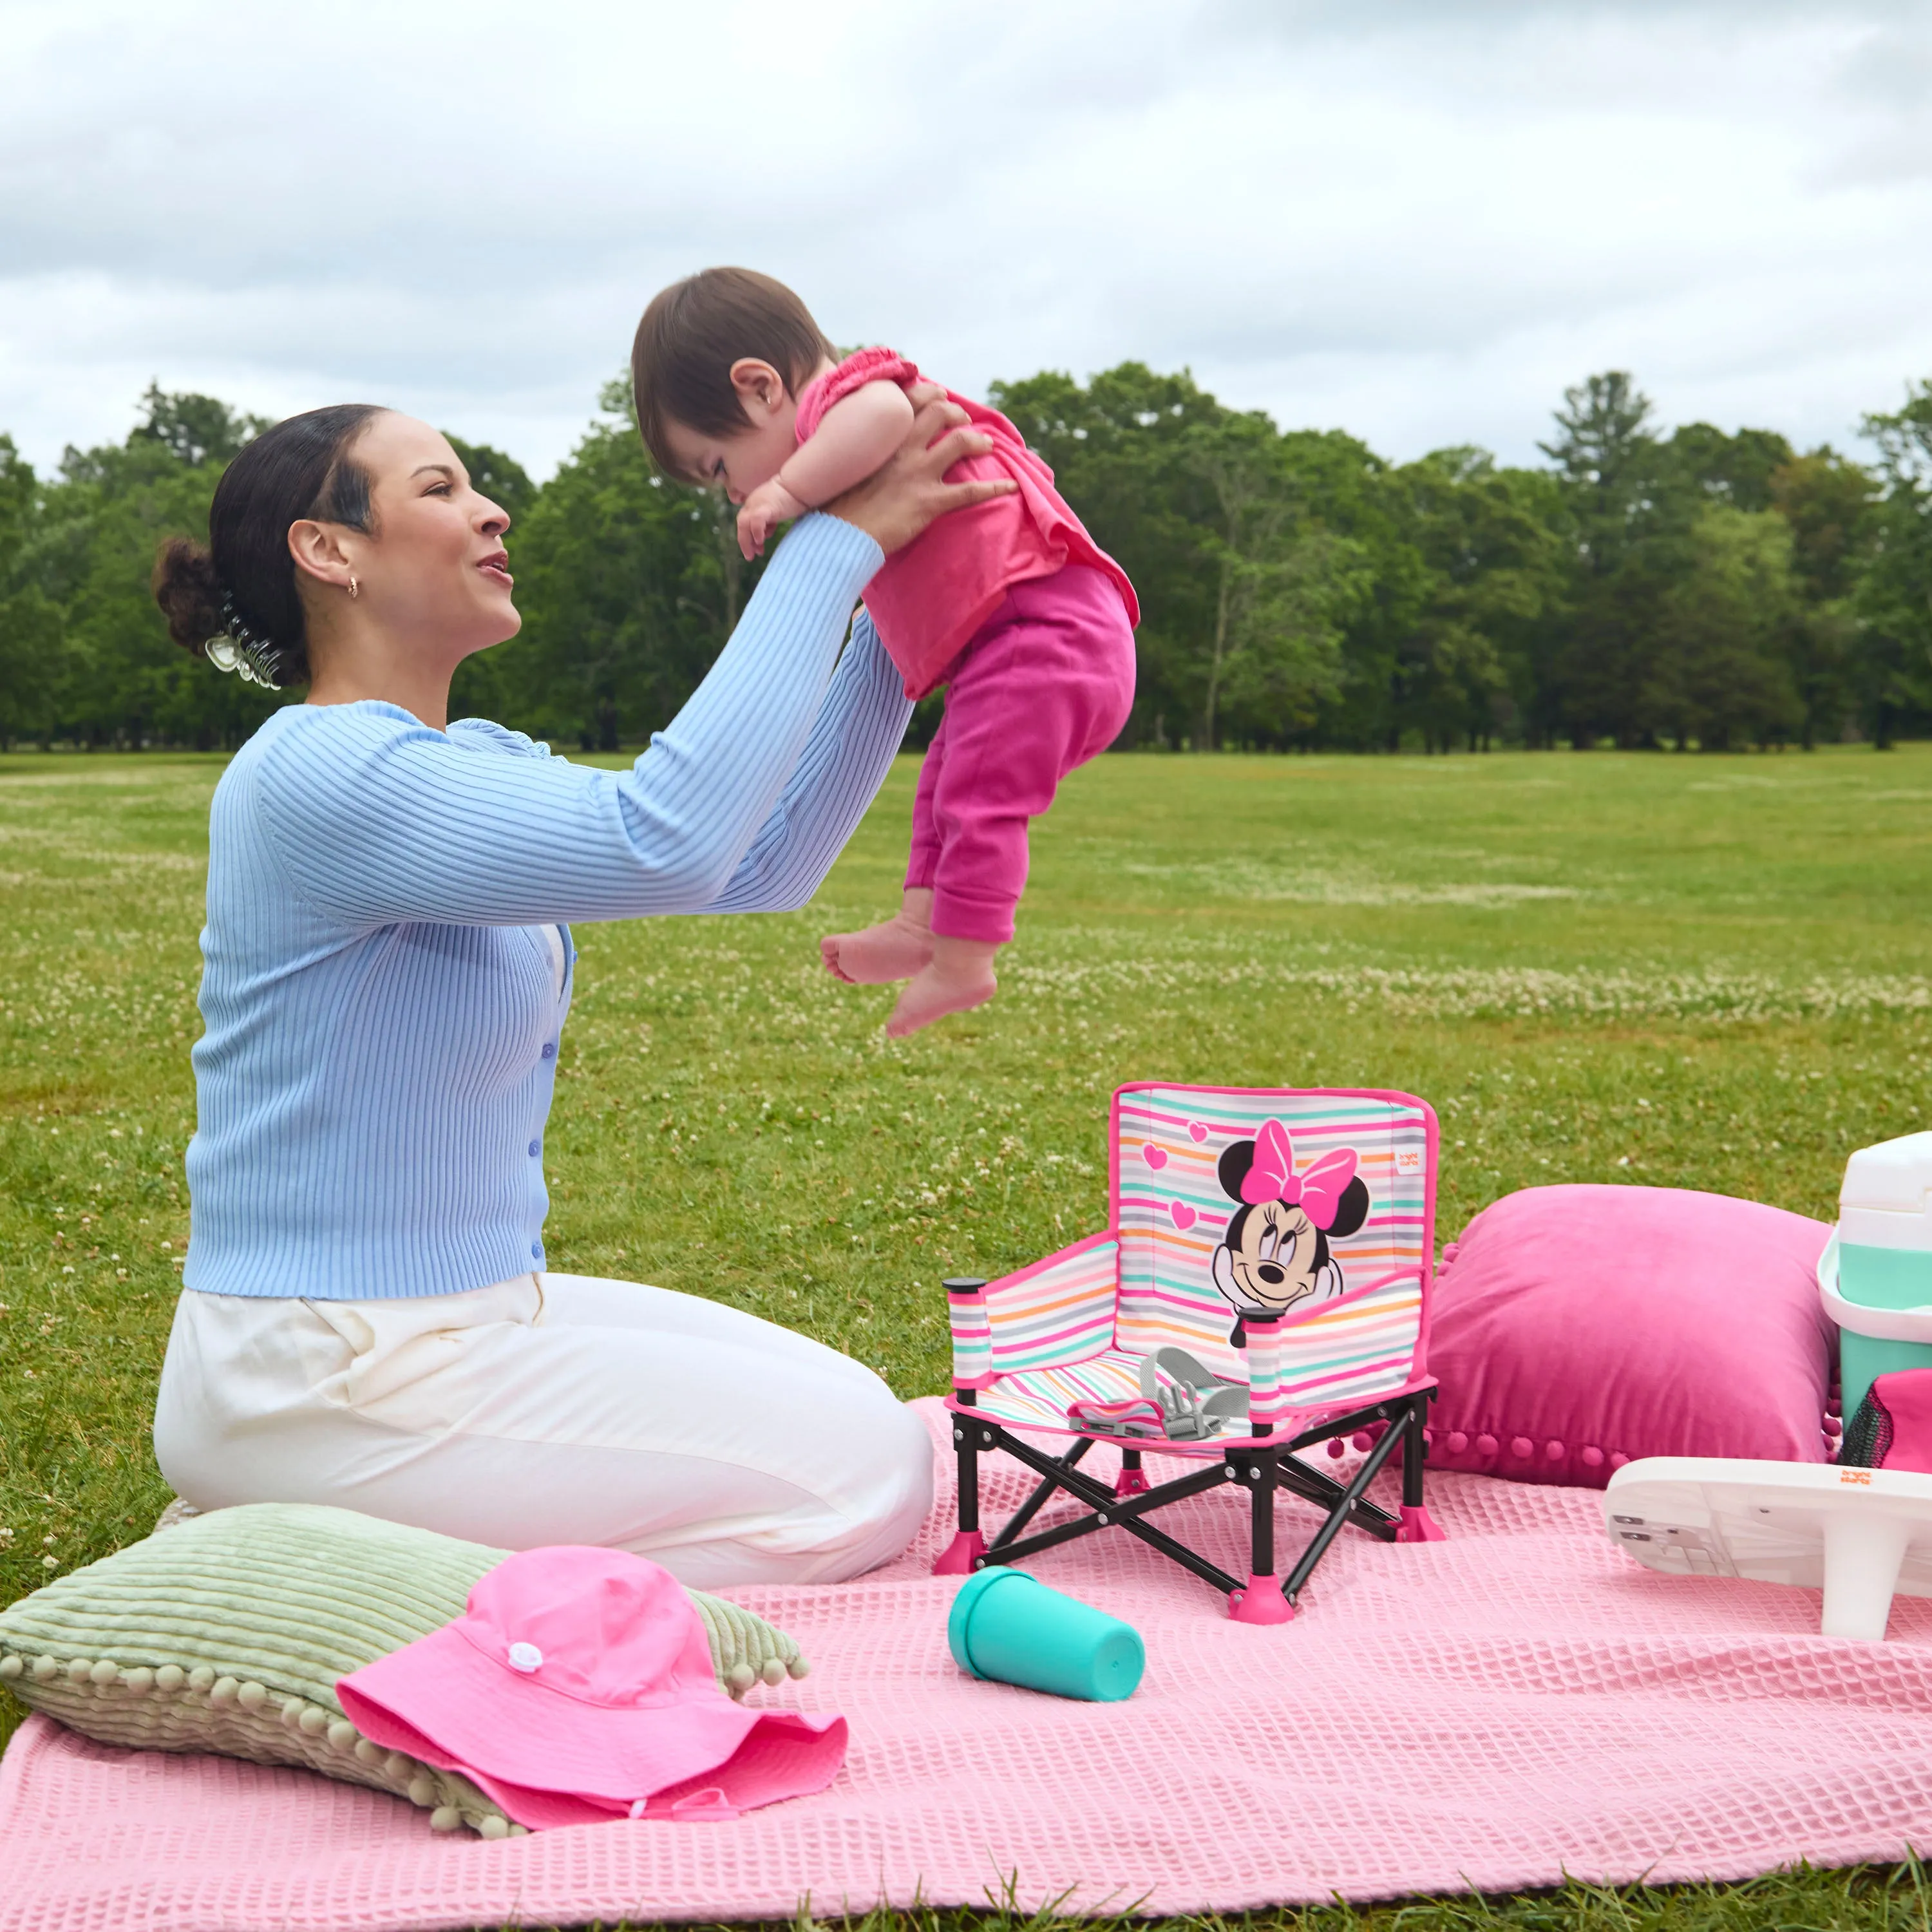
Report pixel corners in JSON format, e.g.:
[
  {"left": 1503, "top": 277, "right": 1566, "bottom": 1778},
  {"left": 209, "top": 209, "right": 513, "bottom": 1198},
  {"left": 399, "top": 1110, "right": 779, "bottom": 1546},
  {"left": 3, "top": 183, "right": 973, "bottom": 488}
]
[{"left": 0, "top": 0, "right": 1926, "bottom": 478}]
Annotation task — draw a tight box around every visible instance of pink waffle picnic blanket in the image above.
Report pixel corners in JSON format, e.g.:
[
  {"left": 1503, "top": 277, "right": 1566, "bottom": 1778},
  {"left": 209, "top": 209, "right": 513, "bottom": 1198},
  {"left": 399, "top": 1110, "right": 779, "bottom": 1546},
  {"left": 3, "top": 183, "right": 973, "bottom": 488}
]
[{"left": 7, "top": 1397, "right": 1932, "bottom": 1931}]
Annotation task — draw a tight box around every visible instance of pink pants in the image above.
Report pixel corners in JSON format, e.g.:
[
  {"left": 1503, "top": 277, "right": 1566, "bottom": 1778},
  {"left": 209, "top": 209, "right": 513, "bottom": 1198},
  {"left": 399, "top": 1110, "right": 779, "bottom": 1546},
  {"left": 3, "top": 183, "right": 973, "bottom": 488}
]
[{"left": 905, "top": 564, "right": 1137, "bottom": 944}]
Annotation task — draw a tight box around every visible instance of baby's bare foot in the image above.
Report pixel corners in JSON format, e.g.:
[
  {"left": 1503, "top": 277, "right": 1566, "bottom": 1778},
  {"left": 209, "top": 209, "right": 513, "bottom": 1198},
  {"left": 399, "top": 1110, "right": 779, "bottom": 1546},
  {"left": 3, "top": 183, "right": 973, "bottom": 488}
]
[
  {"left": 886, "top": 940, "right": 999, "bottom": 1037},
  {"left": 820, "top": 915, "right": 935, "bottom": 986}
]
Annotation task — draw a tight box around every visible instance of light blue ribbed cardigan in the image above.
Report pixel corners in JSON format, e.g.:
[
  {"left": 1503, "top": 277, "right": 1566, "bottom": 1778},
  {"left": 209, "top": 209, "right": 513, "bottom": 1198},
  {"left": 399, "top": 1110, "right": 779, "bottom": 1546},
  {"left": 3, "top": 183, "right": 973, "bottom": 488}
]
[{"left": 185, "top": 515, "right": 902, "bottom": 1299}]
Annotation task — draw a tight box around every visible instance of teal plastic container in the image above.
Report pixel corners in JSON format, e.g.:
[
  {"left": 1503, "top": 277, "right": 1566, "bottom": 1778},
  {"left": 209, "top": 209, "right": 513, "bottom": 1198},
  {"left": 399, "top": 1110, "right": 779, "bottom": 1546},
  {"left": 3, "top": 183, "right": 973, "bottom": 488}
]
[
  {"left": 1829, "top": 1135, "right": 1932, "bottom": 1422},
  {"left": 947, "top": 1567, "right": 1145, "bottom": 1701},
  {"left": 1837, "top": 1242, "right": 1932, "bottom": 1421}
]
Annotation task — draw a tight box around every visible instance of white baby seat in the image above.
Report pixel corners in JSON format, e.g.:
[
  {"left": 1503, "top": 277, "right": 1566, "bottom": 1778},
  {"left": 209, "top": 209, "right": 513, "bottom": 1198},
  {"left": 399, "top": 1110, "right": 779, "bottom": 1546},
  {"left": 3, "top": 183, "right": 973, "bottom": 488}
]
[{"left": 1603, "top": 1457, "right": 1932, "bottom": 1641}]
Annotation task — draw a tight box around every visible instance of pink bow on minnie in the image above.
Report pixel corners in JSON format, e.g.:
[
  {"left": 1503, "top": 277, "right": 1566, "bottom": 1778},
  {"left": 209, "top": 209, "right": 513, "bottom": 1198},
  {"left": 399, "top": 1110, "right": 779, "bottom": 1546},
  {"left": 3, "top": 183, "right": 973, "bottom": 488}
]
[{"left": 1239, "top": 1118, "right": 1358, "bottom": 1229}]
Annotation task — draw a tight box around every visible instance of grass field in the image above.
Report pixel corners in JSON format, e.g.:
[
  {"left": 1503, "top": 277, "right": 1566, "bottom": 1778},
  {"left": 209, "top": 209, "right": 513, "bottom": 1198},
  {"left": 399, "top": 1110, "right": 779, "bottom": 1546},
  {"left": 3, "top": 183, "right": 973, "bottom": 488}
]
[{"left": 4, "top": 741, "right": 1932, "bottom": 1929}]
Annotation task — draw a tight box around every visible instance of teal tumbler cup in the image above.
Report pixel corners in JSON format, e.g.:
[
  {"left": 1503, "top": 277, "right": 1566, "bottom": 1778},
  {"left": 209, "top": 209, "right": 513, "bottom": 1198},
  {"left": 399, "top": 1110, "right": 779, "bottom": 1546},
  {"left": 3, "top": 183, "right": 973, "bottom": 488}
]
[{"left": 947, "top": 1567, "right": 1145, "bottom": 1701}]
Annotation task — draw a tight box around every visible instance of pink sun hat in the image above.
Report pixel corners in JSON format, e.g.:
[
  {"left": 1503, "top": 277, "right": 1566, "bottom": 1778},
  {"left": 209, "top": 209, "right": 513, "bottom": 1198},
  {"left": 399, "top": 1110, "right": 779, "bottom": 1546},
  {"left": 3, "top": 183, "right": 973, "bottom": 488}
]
[{"left": 336, "top": 1546, "right": 847, "bottom": 1830}]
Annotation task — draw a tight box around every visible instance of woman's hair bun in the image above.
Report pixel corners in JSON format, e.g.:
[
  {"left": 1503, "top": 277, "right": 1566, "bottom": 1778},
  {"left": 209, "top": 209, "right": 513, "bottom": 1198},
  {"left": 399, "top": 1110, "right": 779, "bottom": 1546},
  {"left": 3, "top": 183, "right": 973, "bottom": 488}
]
[
  {"left": 151, "top": 536, "right": 225, "bottom": 656},
  {"left": 149, "top": 402, "right": 385, "bottom": 687}
]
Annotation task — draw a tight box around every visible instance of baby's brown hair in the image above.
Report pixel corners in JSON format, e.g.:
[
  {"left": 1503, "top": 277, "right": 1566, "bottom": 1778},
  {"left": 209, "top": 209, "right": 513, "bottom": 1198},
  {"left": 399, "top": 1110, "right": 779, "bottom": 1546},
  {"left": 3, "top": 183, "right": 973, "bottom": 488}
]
[{"left": 632, "top": 268, "right": 835, "bottom": 480}]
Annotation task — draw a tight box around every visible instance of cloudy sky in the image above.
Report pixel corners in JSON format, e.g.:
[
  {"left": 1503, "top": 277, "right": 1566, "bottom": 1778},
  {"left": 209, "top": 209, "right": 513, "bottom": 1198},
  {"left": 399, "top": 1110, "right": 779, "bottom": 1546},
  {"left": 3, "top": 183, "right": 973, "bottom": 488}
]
[{"left": 2, "top": 0, "right": 1927, "bottom": 480}]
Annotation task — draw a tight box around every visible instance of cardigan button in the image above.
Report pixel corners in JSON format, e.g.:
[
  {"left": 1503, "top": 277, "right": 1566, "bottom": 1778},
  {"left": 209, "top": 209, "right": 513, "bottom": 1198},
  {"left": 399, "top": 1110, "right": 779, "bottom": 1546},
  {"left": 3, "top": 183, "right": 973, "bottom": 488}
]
[
  {"left": 528, "top": 1141, "right": 541, "bottom": 1157},
  {"left": 530, "top": 1242, "right": 542, "bottom": 1260},
  {"left": 541, "top": 1043, "right": 556, "bottom": 1059}
]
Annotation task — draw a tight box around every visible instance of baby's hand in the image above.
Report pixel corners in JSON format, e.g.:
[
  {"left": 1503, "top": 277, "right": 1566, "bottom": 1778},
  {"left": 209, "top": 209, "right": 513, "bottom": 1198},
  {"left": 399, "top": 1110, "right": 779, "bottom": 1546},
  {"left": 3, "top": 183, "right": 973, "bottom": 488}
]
[{"left": 737, "top": 479, "right": 810, "bottom": 560}]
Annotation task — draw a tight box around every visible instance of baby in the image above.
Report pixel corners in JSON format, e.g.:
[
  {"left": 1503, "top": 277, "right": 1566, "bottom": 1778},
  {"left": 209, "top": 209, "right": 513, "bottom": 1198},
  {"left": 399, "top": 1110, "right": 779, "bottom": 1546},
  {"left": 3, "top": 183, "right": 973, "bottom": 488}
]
[{"left": 632, "top": 268, "right": 1138, "bottom": 1037}]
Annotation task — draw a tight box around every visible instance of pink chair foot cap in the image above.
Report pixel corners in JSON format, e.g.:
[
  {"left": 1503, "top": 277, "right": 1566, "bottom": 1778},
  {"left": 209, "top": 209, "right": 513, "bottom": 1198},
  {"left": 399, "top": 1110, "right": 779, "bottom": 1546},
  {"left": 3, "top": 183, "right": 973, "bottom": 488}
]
[
  {"left": 1114, "top": 1469, "right": 1151, "bottom": 1499},
  {"left": 1227, "top": 1577, "right": 1294, "bottom": 1624},
  {"left": 1397, "top": 1504, "right": 1447, "bottom": 1543},
  {"left": 932, "top": 1530, "right": 987, "bottom": 1575}
]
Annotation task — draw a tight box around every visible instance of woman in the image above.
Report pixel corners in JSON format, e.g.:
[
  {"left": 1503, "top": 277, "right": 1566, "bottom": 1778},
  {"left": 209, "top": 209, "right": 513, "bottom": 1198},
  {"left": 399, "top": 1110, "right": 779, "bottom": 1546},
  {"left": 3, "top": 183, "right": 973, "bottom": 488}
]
[{"left": 148, "top": 393, "right": 1014, "bottom": 1586}]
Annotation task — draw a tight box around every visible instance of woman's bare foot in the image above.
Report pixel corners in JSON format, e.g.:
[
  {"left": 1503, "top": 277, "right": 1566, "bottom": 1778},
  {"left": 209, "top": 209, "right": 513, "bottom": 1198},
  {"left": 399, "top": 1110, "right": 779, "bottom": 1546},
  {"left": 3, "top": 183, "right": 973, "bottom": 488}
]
[
  {"left": 821, "top": 889, "right": 934, "bottom": 985},
  {"left": 886, "top": 936, "right": 999, "bottom": 1037}
]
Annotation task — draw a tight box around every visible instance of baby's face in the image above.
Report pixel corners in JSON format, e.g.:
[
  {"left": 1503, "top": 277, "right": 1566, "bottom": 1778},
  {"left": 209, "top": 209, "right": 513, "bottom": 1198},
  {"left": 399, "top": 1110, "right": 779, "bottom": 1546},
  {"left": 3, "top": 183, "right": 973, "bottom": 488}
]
[{"left": 663, "top": 404, "right": 797, "bottom": 506}]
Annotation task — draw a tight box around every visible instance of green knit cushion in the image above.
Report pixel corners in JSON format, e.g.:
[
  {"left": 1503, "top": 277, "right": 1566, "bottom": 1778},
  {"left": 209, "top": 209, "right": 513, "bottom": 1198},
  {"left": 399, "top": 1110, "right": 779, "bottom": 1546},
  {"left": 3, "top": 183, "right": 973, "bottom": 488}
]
[{"left": 0, "top": 1502, "right": 810, "bottom": 1837}]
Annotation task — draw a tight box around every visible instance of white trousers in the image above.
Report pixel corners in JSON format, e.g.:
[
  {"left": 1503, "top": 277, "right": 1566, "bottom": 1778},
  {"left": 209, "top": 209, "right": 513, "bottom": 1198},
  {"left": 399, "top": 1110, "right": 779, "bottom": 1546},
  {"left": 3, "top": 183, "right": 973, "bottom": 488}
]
[{"left": 151, "top": 1274, "right": 933, "bottom": 1588}]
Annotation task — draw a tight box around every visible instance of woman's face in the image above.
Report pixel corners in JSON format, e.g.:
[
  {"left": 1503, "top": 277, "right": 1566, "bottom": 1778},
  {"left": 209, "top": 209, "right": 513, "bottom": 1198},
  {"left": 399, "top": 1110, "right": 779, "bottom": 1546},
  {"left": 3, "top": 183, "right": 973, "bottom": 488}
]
[{"left": 341, "top": 413, "right": 519, "bottom": 655}]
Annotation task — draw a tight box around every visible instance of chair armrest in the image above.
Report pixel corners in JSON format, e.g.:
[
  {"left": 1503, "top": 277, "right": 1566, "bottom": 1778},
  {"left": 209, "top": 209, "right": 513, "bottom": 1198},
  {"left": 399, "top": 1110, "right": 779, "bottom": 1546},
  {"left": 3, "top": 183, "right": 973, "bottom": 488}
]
[
  {"left": 946, "top": 1231, "right": 1120, "bottom": 1390},
  {"left": 945, "top": 1280, "right": 995, "bottom": 1390},
  {"left": 1244, "top": 1266, "right": 1428, "bottom": 1431}
]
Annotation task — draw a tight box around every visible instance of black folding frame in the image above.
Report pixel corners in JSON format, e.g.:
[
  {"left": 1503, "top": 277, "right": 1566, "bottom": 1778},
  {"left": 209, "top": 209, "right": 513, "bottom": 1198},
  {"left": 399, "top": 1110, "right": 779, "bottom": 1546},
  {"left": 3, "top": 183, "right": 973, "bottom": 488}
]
[{"left": 947, "top": 1383, "right": 1437, "bottom": 1612}]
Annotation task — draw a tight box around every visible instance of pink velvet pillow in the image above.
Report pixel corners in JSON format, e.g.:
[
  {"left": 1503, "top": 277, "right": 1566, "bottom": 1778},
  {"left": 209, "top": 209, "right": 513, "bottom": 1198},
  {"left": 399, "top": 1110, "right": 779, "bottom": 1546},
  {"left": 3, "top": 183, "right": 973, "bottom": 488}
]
[{"left": 1425, "top": 1184, "right": 1835, "bottom": 1488}]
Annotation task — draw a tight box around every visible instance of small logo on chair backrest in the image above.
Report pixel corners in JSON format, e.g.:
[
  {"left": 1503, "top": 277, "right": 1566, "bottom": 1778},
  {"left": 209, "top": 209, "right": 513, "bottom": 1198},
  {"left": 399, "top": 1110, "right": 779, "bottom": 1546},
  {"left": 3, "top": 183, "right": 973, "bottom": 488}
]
[
  {"left": 1396, "top": 1150, "right": 1422, "bottom": 1175},
  {"left": 1840, "top": 1468, "right": 1872, "bottom": 1484}
]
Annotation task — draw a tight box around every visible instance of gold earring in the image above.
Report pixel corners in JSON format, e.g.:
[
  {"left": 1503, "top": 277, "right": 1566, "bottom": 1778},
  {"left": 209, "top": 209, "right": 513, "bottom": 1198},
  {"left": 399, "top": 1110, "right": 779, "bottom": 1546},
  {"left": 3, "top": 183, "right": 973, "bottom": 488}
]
[{"left": 348, "top": 574, "right": 359, "bottom": 600}]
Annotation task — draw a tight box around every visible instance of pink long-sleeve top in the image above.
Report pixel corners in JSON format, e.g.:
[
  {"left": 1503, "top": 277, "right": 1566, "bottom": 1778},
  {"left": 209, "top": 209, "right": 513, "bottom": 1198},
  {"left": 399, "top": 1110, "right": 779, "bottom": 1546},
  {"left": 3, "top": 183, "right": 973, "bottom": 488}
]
[{"left": 794, "top": 348, "right": 1139, "bottom": 701}]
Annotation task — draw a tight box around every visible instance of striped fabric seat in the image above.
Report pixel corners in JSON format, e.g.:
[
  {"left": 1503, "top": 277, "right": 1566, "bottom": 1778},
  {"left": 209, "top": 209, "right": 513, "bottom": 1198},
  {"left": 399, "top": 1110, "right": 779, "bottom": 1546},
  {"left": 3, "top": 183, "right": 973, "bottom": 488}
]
[
  {"left": 964, "top": 1349, "right": 1153, "bottom": 1434},
  {"left": 951, "top": 1084, "right": 1437, "bottom": 1450}
]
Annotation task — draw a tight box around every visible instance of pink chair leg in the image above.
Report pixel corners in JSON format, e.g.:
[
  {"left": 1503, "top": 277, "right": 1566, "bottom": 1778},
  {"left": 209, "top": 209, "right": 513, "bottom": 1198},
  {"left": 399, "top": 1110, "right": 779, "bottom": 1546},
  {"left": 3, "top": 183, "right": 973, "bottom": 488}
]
[
  {"left": 1397, "top": 1504, "right": 1447, "bottom": 1543},
  {"left": 933, "top": 1530, "right": 987, "bottom": 1575},
  {"left": 1227, "top": 1577, "right": 1295, "bottom": 1624}
]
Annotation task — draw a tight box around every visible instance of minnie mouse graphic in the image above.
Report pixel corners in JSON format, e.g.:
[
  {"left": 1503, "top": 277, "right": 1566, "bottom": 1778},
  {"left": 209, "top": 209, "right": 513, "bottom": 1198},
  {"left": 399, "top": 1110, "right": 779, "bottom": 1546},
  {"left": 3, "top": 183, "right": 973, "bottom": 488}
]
[{"left": 1211, "top": 1119, "right": 1369, "bottom": 1345}]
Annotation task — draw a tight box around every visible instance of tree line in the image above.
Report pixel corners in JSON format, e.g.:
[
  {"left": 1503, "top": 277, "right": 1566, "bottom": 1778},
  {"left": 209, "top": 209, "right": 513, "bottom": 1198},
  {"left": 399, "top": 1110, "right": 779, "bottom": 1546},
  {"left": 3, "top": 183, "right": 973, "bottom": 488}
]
[{"left": 2, "top": 367, "right": 1929, "bottom": 755}]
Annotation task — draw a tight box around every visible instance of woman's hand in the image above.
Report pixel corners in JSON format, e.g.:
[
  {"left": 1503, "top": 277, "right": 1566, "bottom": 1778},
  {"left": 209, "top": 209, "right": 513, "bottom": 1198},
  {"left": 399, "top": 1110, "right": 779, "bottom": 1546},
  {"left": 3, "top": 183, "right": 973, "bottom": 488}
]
[{"left": 822, "top": 384, "right": 1018, "bottom": 556}]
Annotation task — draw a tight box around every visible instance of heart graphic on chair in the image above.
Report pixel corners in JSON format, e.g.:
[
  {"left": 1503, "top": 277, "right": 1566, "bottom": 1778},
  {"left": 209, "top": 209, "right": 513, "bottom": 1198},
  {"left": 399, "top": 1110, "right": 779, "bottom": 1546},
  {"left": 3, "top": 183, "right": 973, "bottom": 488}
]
[
  {"left": 1188, "top": 1122, "right": 1209, "bottom": 1142},
  {"left": 1142, "top": 1144, "right": 1168, "bottom": 1170},
  {"left": 1170, "top": 1200, "right": 1197, "bottom": 1230}
]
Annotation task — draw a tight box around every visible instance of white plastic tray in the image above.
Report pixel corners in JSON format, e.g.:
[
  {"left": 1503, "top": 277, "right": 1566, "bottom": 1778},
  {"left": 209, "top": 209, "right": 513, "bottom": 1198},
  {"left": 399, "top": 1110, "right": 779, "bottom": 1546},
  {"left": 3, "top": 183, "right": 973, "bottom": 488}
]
[{"left": 1602, "top": 1455, "right": 1932, "bottom": 1641}]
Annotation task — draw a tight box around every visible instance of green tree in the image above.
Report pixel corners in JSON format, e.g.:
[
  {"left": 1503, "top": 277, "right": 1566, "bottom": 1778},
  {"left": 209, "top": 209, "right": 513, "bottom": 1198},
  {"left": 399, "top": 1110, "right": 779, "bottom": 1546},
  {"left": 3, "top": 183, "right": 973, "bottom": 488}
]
[
  {"left": 126, "top": 383, "right": 267, "bottom": 468},
  {"left": 1661, "top": 423, "right": 1795, "bottom": 514},
  {"left": 0, "top": 435, "right": 57, "bottom": 746},
  {"left": 1184, "top": 414, "right": 1365, "bottom": 748},
  {"left": 1766, "top": 448, "right": 1876, "bottom": 748},
  {"left": 1386, "top": 449, "right": 1567, "bottom": 752},
  {"left": 1539, "top": 372, "right": 1661, "bottom": 576},
  {"left": 1853, "top": 382, "right": 1932, "bottom": 748},
  {"left": 1771, "top": 448, "right": 1878, "bottom": 603},
  {"left": 1648, "top": 505, "right": 1803, "bottom": 750},
  {"left": 1646, "top": 424, "right": 1841, "bottom": 751},
  {"left": 30, "top": 437, "right": 285, "bottom": 748},
  {"left": 1275, "top": 431, "right": 1426, "bottom": 754},
  {"left": 1538, "top": 372, "right": 1673, "bottom": 746}
]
